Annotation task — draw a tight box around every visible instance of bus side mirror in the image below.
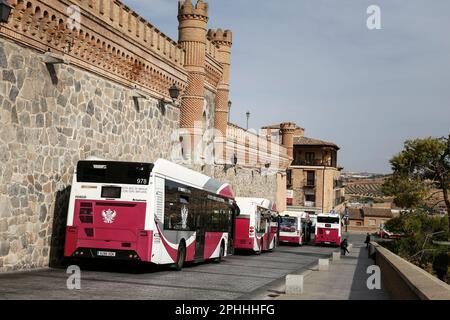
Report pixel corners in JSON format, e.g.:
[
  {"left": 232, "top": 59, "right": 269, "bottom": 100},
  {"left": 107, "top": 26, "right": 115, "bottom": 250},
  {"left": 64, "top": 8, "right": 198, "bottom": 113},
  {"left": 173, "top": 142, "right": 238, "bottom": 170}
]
[{"left": 233, "top": 204, "right": 240, "bottom": 216}]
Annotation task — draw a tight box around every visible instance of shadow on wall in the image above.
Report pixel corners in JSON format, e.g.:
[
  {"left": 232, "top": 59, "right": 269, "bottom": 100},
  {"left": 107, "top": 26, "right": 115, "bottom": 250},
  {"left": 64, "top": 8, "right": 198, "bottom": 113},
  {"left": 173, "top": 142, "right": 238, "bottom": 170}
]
[{"left": 49, "top": 186, "right": 71, "bottom": 269}]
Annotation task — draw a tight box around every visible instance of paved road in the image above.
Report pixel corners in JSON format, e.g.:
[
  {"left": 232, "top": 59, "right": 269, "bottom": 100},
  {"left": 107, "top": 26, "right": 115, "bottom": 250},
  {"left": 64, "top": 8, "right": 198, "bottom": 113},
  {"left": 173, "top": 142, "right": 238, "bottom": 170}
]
[{"left": 0, "top": 244, "right": 337, "bottom": 300}]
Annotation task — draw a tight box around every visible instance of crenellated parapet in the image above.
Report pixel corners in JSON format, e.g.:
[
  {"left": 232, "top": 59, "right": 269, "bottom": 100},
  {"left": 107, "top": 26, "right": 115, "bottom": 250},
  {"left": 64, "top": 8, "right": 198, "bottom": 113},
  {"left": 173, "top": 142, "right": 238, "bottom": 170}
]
[
  {"left": 178, "top": 0, "right": 209, "bottom": 23},
  {"left": 207, "top": 28, "right": 232, "bottom": 47},
  {"left": 0, "top": 0, "right": 188, "bottom": 100}
]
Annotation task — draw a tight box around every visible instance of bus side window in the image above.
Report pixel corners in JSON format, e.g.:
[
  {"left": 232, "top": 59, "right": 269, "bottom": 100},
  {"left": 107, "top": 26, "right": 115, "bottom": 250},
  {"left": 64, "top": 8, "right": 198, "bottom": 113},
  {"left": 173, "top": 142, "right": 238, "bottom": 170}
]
[{"left": 164, "top": 181, "right": 178, "bottom": 230}]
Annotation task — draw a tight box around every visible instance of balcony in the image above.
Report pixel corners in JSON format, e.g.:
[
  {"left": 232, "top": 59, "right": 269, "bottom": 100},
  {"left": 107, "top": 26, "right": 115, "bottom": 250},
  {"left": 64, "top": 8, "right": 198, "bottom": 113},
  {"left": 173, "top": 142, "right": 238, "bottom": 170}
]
[{"left": 292, "top": 159, "right": 334, "bottom": 167}]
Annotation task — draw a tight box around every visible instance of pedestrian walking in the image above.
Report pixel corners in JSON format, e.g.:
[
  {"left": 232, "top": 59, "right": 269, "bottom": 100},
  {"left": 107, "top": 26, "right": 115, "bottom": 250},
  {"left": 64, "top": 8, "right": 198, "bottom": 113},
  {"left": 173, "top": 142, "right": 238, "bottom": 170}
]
[
  {"left": 341, "top": 238, "right": 350, "bottom": 256},
  {"left": 365, "top": 233, "right": 371, "bottom": 249}
]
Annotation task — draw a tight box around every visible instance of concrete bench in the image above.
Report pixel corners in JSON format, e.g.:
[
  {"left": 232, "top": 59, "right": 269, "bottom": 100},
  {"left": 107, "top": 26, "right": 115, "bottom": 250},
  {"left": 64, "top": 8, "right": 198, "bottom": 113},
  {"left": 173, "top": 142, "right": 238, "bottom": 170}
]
[
  {"left": 318, "top": 258, "right": 329, "bottom": 271},
  {"left": 285, "top": 274, "right": 304, "bottom": 295},
  {"left": 332, "top": 252, "right": 340, "bottom": 261}
]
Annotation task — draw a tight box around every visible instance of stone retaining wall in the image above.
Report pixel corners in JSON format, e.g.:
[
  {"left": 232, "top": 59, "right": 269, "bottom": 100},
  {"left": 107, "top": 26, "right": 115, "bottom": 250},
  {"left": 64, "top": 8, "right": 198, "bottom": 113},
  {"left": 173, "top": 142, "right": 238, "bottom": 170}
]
[{"left": 371, "top": 242, "right": 450, "bottom": 300}]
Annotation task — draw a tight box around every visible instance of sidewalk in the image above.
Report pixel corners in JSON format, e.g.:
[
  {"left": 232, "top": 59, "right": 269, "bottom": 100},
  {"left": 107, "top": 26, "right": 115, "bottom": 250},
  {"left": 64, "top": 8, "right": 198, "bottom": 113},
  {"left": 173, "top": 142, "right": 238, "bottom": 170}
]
[{"left": 278, "top": 236, "right": 391, "bottom": 300}]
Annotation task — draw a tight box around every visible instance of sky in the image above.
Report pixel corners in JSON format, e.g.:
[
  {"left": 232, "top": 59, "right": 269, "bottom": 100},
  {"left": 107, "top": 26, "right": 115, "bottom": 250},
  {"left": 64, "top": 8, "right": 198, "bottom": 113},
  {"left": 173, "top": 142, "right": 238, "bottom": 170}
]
[{"left": 122, "top": 0, "right": 450, "bottom": 173}]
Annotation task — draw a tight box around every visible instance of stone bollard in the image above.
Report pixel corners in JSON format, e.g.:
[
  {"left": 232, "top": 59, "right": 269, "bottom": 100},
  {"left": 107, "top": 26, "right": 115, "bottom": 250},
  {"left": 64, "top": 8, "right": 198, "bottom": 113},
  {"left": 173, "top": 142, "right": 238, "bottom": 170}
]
[
  {"left": 286, "top": 274, "right": 304, "bottom": 295},
  {"left": 332, "top": 252, "right": 340, "bottom": 261},
  {"left": 318, "top": 258, "right": 329, "bottom": 271}
]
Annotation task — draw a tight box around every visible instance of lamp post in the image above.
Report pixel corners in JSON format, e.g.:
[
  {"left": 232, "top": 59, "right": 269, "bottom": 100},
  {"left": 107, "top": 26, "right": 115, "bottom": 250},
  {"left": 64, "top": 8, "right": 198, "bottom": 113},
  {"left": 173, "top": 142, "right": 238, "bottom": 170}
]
[
  {"left": 228, "top": 100, "right": 232, "bottom": 122},
  {"left": 0, "top": 0, "right": 12, "bottom": 23},
  {"left": 246, "top": 111, "right": 250, "bottom": 130}
]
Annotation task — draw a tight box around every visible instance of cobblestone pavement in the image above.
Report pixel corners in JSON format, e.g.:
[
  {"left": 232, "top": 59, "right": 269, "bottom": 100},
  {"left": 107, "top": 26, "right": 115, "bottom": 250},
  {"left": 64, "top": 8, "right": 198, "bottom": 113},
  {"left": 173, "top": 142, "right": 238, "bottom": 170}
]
[{"left": 0, "top": 244, "right": 336, "bottom": 300}]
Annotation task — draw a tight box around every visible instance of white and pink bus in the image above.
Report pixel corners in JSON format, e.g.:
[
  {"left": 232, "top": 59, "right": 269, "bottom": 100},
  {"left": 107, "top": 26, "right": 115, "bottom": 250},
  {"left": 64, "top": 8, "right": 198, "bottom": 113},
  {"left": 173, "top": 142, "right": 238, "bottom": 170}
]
[
  {"left": 64, "top": 158, "right": 238, "bottom": 270},
  {"left": 279, "top": 212, "right": 309, "bottom": 245},
  {"left": 234, "top": 198, "right": 279, "bottom": 254},
  {"left": 314, "top": 212, "right": 341, "bottom": 246}
]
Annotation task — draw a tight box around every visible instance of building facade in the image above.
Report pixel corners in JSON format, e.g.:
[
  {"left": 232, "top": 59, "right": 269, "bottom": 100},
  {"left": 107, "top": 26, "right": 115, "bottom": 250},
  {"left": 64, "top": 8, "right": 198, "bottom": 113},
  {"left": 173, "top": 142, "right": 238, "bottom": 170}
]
[
  {"left": 347, "top": 207, "right": 395, "bottom": 233},
  {"left": 262, "top": 123, "right": 345, "bottom": 215},
  {"left": 0, "top": 0, "right": 290, "bottom": 272}
]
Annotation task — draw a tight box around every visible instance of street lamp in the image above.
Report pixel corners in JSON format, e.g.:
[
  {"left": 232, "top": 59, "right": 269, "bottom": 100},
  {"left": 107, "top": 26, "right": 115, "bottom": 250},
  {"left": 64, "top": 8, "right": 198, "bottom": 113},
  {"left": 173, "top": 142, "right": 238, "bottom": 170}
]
[
  {"left": 169, "top": 84, "right": 180, "bottom": 102},
  {"left": 246, "top": 111, "right": 250, "bottom": 130},
  {"left": 0, "top": 0, "right": 12, "bottom": 23},
  {"left": 228, "top": 100, "right": 232, "bottom": 122}
]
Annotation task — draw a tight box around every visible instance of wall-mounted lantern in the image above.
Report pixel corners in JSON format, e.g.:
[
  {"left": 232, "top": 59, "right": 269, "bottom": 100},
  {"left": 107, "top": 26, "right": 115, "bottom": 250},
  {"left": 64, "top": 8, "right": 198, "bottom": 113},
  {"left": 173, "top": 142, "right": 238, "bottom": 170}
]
[
  {"left": 169, "top": 84, "right": 180, "bottom": 102},
  {"left": 0, "top": 0, "right": 12, "bottom": 24}
]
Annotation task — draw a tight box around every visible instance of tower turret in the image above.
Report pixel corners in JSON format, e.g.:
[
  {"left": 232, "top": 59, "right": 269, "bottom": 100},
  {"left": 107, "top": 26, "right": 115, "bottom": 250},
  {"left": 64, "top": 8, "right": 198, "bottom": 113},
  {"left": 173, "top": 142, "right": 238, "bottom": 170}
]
[
  {"left": 280, "top": 122, "right": 297, "bottom": 160},
  {"left": 208, "top": 28, "right": 233, "bottom": 162},
  {"left": 178, "top": 0, "right": 209, "bottom": 161}
]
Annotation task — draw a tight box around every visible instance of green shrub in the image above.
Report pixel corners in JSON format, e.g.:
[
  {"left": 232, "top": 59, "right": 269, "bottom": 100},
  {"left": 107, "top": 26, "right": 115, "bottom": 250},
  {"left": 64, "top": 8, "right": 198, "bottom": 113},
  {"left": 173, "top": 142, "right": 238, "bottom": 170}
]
[{"left": 380, "top": 211, "right": 449, "bottom": 282}]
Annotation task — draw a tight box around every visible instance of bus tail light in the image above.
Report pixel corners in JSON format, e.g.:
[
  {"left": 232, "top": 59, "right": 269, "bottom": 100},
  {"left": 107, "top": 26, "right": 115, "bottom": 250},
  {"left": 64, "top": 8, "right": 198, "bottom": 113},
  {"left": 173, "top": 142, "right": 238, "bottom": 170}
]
[
  {"left": 139, "top": 231, "right": 148, "bottom": 237},
  {"left": 249, "top": 226, "right": 255, "bottom": 236}
]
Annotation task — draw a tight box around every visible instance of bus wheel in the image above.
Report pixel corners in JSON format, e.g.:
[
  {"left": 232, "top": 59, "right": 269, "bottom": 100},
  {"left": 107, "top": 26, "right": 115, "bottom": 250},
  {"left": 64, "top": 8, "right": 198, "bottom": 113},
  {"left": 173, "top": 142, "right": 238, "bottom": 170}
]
[{"left": 174, "top": 242, "right": 186, "bottom": 271}]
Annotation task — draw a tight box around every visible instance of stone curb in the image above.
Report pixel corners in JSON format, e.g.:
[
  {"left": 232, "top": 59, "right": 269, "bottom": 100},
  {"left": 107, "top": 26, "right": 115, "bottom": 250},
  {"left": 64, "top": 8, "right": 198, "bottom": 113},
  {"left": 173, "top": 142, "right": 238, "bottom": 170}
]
[{"left": 0, "top": 267, "right": 50, "bottom": 278}]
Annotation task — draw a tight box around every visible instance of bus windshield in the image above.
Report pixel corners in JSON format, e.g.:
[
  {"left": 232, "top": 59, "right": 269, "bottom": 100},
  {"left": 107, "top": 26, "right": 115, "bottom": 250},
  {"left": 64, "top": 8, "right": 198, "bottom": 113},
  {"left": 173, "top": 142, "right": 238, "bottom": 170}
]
[
  {"left": 280, "top": 217, "right": 297, "bottom": 232},
  {"left": 77, "top": 161, "right": 153, "bottom": 185},
  {"left": 317, "top": 216, "right": 340, "bottom": 224}
]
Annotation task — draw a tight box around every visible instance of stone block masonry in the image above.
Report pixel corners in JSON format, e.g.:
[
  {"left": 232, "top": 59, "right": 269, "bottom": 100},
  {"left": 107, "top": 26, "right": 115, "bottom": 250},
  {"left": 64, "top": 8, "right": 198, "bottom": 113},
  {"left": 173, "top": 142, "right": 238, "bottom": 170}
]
[{"left": 0, "top": 38, "right": 180, "bottom": 272}]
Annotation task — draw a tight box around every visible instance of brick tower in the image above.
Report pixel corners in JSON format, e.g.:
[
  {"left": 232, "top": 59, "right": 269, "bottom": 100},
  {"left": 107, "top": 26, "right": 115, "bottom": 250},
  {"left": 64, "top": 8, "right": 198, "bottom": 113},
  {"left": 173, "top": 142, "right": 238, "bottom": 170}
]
[
  {"left": 280, "top": 122, "right": 297, "bottom": 159},
  {"left": 178, "top": 0, "right": 209, "bottom": 161},
  {"left": 207, "top": 28, "right": 233, "bottom": 162}
]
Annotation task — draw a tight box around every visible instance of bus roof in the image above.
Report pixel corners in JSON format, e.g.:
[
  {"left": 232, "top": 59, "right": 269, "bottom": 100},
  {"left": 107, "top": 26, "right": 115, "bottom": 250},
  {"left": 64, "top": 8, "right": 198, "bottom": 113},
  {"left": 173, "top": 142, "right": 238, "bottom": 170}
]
[
  {"left": 76, "top": 158, "right": 234, "bottom": 199},
  {"left": 317, "top": 212, "right": 340, "bottom": 217},
  {"left": 152, "top": 159, "right": 234, "bottom": 199},
  {"left": 235, "top": 197, "right": 277, "bottom": 213}
]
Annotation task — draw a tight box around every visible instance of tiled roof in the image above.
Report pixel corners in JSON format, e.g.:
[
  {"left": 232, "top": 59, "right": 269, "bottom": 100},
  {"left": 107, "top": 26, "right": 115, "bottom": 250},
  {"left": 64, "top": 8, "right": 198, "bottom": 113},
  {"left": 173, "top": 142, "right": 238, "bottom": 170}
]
[
  {"left": 345, "top": 183, "right": 385, "bottom": 198},
  {"left": 293, "top": 136, "right": 339, "bottom": 149},
  {"left": 348, "top": 207, "right": 393, "bottom": 220},
  {"left": 348, "top": 208, "right": 364, "bottom": 220},
  {"left": 261, "top": 124, "right": 304, "bottom": 130},
  {"left": 362, "top": 208, "right": 393, "bottom": 218}
]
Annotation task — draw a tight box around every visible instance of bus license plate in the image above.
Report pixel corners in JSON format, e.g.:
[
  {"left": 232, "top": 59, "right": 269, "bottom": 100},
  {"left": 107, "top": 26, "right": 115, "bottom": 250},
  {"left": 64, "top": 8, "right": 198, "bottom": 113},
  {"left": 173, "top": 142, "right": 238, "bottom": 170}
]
[{"left": 97, "top": 251, "right": 116, "bottom": 257}]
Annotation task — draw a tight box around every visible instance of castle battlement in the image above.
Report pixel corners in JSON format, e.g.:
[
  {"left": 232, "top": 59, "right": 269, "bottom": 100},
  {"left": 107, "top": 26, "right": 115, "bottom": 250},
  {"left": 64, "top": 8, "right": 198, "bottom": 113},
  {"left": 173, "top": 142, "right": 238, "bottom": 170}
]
[
  {"left": 178, "top": 0, "right": 209, "bottom": 21},
  {"left": 207, "top": 29, "right": 233, "bottom": 46}
]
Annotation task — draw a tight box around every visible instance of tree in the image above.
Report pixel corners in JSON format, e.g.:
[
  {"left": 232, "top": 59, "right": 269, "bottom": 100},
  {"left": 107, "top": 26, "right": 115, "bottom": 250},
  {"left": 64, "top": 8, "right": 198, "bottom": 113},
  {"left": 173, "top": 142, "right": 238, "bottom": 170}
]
[{"left": 383, "top": 135, "right": 450, "bottom": 239}]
